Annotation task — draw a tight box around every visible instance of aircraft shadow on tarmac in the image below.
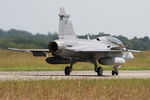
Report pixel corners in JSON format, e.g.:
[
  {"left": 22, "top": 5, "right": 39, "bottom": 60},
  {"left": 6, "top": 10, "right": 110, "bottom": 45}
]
[{"left": 24, "top": 74, "right": 112, "bottom": 77}]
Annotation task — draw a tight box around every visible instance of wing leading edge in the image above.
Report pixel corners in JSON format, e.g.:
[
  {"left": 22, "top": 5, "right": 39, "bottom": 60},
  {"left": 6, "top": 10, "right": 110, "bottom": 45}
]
[
  {"left": 66, "top": 46, "right": 141, "bottom": 53},
  {"left": 8, "top": 48, "right": 49, "bottom": 52},
  {"left": 8, "top": 48, "right": 49, "bottom": 57}
]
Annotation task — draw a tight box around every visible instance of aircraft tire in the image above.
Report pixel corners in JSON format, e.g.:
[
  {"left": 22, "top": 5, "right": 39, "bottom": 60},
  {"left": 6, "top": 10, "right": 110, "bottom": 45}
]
[
  {"left": 64, "top": 66, "right": 71, "bottom": 75},
  {"left": 112, "top": 70, "right": 115, "bottom": 75},
  {"left": 97, "top": 67, "right": 103, "bottom": 76},
  {"left": 112, "top": 70, "right": 119, "bottom": 76},
  {"left": 115, "top": 70, "right": 119, "bottom": 75}
]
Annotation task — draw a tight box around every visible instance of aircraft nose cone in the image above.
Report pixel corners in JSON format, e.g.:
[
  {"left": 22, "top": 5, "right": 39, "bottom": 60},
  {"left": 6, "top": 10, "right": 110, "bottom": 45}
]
[
  {"left": 123, "top": 52, "right": 134, "bottom": 60},
  {"left": 128, "top": 52, "right": 134, "bottom": 60}
]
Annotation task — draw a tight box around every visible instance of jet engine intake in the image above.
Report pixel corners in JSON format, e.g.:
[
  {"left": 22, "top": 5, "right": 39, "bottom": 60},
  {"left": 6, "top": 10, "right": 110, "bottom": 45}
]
[
  {"left": 98, "top": 57, "right": 125, "bottom": 65},
  {"left": 48, "top": 40, "right": 64, "bottom": 52}
]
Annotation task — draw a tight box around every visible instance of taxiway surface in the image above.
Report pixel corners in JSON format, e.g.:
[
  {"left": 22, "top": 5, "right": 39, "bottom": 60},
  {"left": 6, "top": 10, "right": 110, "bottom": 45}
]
[{"left": 0, "top": 71, "right": 150, "bottom": 81}]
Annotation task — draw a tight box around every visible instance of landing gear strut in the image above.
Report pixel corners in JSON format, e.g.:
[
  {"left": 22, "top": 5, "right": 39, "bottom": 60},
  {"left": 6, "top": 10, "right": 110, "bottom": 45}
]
[
  {"left": 64, "top": 60, "right": 74, "bottom": 76},
  {"left": 93, "top": 58, "right": 103, "bottom": 76}
]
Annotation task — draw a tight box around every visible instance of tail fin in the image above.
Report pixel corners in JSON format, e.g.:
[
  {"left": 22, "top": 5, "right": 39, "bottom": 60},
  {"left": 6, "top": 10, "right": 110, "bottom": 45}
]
[{"left": 58, "top": 7, "right": 76, "bottom": 40}]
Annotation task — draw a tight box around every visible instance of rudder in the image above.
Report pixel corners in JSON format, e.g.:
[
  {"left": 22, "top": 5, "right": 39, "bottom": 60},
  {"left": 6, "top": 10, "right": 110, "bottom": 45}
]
[{"left": 58, "top": 7, "right": 77, "bottom": 40}]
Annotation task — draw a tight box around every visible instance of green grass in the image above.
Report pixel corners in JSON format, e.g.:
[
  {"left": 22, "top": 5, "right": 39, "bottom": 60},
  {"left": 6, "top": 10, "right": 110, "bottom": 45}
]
[
  {"left": 0, "top": 79, "right": 150, "bottom": 100},
  {"left": 0, "top": 49, "right": 150, "bottom": 71}
]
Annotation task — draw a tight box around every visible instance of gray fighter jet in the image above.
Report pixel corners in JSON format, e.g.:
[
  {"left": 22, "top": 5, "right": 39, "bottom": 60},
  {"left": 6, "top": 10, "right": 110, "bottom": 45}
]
[{"left": 9, "top": 7, "right": 140, "bottom": 76}]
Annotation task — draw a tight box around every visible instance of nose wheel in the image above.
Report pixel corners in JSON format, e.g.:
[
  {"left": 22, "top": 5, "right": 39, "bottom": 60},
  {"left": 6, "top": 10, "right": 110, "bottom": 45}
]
[
  {"left": 112, "top": 66, "right": 120, "bottom": 76},
  {"left": 112, "top": 70, "right": 119, "bottom": 75}
]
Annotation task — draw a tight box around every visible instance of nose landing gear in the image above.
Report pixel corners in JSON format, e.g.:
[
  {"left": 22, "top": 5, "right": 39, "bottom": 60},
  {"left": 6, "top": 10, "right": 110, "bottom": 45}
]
[
  {"left": 112, "top": 70, "right": 119, "bottom": 75},
  {"left": 112, "top": 66, "right": 120, "bottom": 76}
]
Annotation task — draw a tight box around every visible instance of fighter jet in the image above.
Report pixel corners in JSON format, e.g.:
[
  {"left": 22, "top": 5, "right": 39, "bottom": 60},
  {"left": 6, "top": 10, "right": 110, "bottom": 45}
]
[{"left": 9, "top": 7, "right": 140, "bottom": 76}]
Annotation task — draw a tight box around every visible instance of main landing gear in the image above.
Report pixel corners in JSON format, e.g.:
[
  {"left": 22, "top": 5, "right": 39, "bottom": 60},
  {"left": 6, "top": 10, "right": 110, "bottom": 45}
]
[
  {"left": 96, "top": 67, "right": 103, "bottom": 76},
  {"left": 93, "top": 59, "right": 103, "bottom": 76},
  {"left": 64, "top": 60, "right": 74, "bottom": 75},
  {"left": 64, "top": 58, "right": 104, "bottom": 76},
  {"left": 64, "top": 59, "right": 120, "bottom": 76},
  {"left": 64, "top": 66, "right": 72, "bottom": 75}
]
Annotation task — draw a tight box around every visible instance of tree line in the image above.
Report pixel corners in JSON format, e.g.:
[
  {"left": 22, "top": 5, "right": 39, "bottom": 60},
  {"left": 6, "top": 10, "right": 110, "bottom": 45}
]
[{"left": 0, "top": 29, "right": 150, "bottom": 50}]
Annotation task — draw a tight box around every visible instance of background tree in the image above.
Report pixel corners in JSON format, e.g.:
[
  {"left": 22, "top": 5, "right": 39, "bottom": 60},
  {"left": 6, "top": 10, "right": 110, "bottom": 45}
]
[{"left": 0, "top": 28, "right": 149, "bottom": 50}]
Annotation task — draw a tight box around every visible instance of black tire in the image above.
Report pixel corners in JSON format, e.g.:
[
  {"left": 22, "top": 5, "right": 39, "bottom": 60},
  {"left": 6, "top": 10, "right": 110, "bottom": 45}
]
[
  {"left": 64, "top": 66, "right": 71, "bottom": 75},
  {"left": 97, "top": 67, "right": 103, "bottom": 76},
  {"left": 115, "top": 70, "right": 119, "bottom": 75},
  {"left": 112, "top": 70, "right": 115, "bottom": 75},
  {"left": 112, "top": 70, "right": 119, "bottom": 76}
]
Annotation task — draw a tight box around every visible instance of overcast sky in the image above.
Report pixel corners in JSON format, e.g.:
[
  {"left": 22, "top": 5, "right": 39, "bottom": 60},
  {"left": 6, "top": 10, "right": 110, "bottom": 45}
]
[{"left": 0, "top": 0, "right": 149, "bottom": 38}]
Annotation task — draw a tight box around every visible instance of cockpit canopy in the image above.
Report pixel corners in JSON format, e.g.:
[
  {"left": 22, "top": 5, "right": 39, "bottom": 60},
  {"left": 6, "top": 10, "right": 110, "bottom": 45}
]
[{"left": 96, "top": 36, "right": 124, "bottom": 47}]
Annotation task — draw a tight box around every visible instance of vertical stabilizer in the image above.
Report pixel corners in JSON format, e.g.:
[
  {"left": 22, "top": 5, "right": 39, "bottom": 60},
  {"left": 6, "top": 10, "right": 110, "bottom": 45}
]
[{"left": 58, "top": 7, "right": 76, "bottom": 40}]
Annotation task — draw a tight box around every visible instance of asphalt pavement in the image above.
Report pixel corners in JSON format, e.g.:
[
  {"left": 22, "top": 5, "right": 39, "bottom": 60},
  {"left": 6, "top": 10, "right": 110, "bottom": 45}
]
[{"left": 0, "top": 70, "right": 150, "bottom": 81}]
